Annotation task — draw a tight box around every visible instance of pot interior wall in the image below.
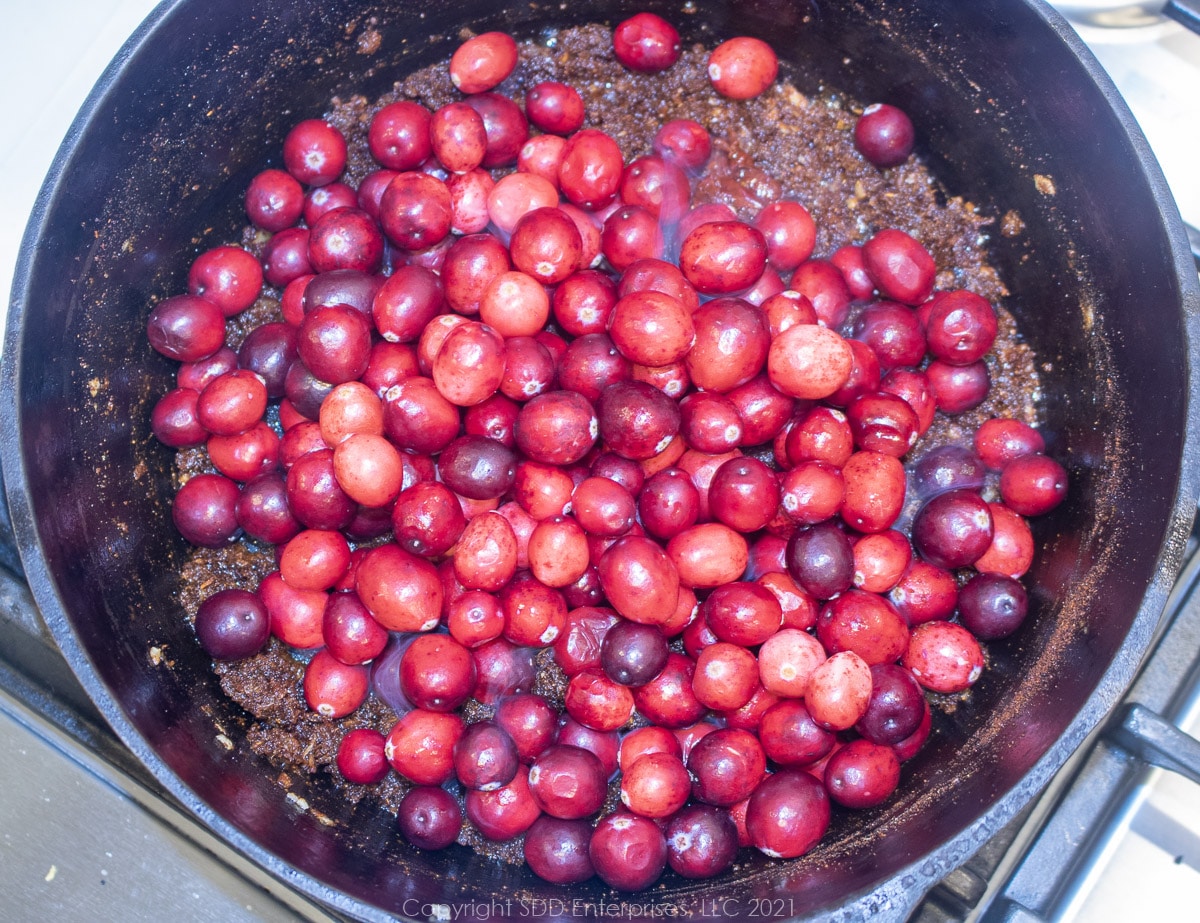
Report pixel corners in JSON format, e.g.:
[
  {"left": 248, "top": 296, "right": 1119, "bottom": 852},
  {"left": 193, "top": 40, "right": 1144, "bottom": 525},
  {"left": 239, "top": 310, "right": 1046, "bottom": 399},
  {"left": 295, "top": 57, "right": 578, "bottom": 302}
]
[{"left": 5, "top": 0, "right": 1195, "bottom": 918}]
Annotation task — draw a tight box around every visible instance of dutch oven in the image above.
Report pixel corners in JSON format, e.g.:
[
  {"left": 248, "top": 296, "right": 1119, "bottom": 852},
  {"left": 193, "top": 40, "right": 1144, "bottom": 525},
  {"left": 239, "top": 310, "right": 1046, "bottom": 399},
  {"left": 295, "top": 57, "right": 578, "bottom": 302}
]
[{"left": 3, "top": 0, "right": 1200, "bottom": 920}]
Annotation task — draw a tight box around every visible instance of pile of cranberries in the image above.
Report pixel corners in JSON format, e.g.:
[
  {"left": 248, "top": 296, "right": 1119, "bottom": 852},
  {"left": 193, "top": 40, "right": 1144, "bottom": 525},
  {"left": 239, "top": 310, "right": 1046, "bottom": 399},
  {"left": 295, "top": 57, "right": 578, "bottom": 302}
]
[{"left": 146, "top": 12, "right": 1069, "bottom": 892}]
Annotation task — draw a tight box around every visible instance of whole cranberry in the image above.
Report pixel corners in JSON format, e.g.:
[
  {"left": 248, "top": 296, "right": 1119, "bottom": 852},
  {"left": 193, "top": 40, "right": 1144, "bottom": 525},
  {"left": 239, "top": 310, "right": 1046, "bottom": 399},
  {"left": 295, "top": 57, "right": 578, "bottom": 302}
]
[
  {"left": 824, "top": 738, "right": 902, "bottom": 809},
  {"left": 786, "top": 521, "right": 855, "bottom": 600},
  {"left": 397, "top": 786, "right": 461, "bottom": 850},
  {"left": 957, "top": 572, "right": 1029, "bottom": 640},
  {"left": 454, "top": 720, "right": 520, "bottom": 792},
  {"left": 613, "top": 12, "right": 681, "bottom": 72},
  {"left": 688, "top": 728, "right": 767, "bottom": 807},
  {"left": 759, "top": 700, "right": 835, "bottom": 768},
  {"left": 745, "top": 770, "right": 830, "bottom": 859},
  {"left": 665, "top": 804, "right": 739, "bottom": 879},
  {"left": 527, "top": 744, "right": 608, "bottom": 820},
  {"left": 999, "top": 453, "right": 1069, "bottom": 516},
  {"left": 854, "top": 103, "right": 916, "bottom": 168},
  {"left": 912, "top": 489, "right": 994, "bottom": 570},
  {"left": 854, "top": 663, "right": 926, "bottom": 745},
  {"left": 524, "top": 816, "right": 595, "bottom": 884},
  {"left": 336, "top": 728, "right": 389, "bottom": 785},
  {"left": 707, "top": 36, "right": 778, "bottom": 100},
  {"left": 194, "top": 588, "right": 269, "bottom": 660},
  {"left": 589, "top": 813, "right": 668, "bottom": 891}
]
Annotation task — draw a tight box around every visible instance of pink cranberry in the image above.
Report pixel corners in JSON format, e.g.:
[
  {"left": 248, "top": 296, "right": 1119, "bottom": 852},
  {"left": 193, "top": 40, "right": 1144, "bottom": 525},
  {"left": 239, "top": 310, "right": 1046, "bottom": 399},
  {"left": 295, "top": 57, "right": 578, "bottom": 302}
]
[
  {"left": 903, "top": 621, "right": 985, "bottom": 693},
  {"left": 679, "top": 221, "right": 768, "bottom": 295},
  {"left": 707, "top": 36, "right": 778, "bottom": 99}
]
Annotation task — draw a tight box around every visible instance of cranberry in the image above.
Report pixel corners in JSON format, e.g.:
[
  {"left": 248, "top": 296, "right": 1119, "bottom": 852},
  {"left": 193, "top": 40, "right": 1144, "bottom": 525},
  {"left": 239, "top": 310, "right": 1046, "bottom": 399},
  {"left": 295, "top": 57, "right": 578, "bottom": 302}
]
[
  {"left": 855, "top": 663, "right": 926, "bottom": 745},
  {"left": 515, "top": 390, "right": 599, "bottom": 466},
  {"left": 608, "top": 289, "right": 694, "bottom": 367},
  {"left": 173, "top": 473, "right": 240, "bottom": 547},
  {"left": 565, "top": 665, "right": 635, "bottom": 731},
  {"left": 510, "top": 206, "right": 584, "bottom": 285},
  {"left": 368, "top": 101, "right": 432, "bottom": 171},
  {"left": 472, "top": 638, "right": 537, "bottom": 704},
  {"left": 854, "top": 103, "right": 916, "bottom": 168},
  {"left": 924, "top": 290, "right": 998, "bottom": 365},
  {"left": 321, "top": 591, "right": 387, "bottom": 666},
  {"left": 708, "top": 456, "right": 779, "bottom": 533},
  {"left": 759, "top": 699, "right": 835, "bottom": 768},
  {"left": 653, "top": 118, "right": 712, "bottom": 172},
  {"left": 523, "top": 80, "right": 584, "bottom": 136},
  {"left": 286, "top": 447, "right": 356, "bottom": 531},
  {"left": 282, "top": 119, "right": 346, "bottom": 186},
  {"left": 262, "top": 227, "right": 313, "bottom": 288},
  {"left": 146, "top": 294, "right": 226, "bottom": 363},
  {"left": 913, "top": 488, "right": 994, "bottom": 569},
  {"left": 903, "top": 620, "right": 985, "bottom": 693},
  {"left": 880, "top": 368, "right": 936, "bottom": 436},
  {"left": 958, "top": 572, "right": 1029, "bottom": 640},
  {"left": 688, "top": 727, "right": 766, "bottom": 807},
  {"left": 454, "top": 512, "right": 518, "bottom": 592},
  {"left": 552, "top": 270, "right": 618, "bottom": 337},
  {"left": 194, "top": 588, "right": 269, "bottom": 660},
  {"left": 779, "top": 460, "right": 844, "bottom": 526},
  {"left": 745, "top": 769, "right": 830, "bottom": 859},
  {"left": 974, "top": 417, "right": 1046, "bottom": 470},
  {"left": 558, "top": 128, "right": 624, "bottom": 210},
  {"left": 637, "top": 467, "right": 701, "bottom": 540},
  {"left": 524, "top": 816, "right": 595, "bottom": 884},
  {"left": 679, "top": 221, "right": 768, "bottom": 295},
  {"left": 432, "top": 321, "right": 505, "bottom": 407},
  {"left": 633, "top": 652, "right": 707, "bottom": 728},
  {"left": 727, "top": 373, "right": 794, "bottom": 445},
  {"left": 662, "top": 803, "right": 738, "bottom": 879},
  {"left": 805, "top": 650, "right": 873, "bottom": 730},
  {"left": 927, "top": 358, "right": 991, "bottom": 413},
  {"left": 1000, "top": 453, "right": 1069, "bottom": 516},
  {"left": 303, "top": 648, "right": 369, "bottom": 718},
  {"left": 356, "top": 543, "right": 443, "bottom": 633},
  {"left": 686, "top": 297, "right": 771, "bottom": 393},
  {"left": 817, "top": 589, "right": 910, "bottom": 666},
  {"left": 527, "top": 744, "right": 608, "bottom": 819},
  {"left": 597, "top": 379, "right": 680, "bottom": 461},
  {"left": 379, "top": 171, "right": 452, "bottom": 251},
  {"left": 385, "top": 709, "right": 463, "bottom": 786},
  {"left": 178, "top": 346, "right": 238, "bottom": 392},
  {"left": 493, "top": 693, "right": 557, "bottom": 764},
  {"left": 707, "top": 36, "right": 778, "bottom": 100},
  {"left": 825, "top": 738, "right": 902, "bottom": 809},
  {"left": 399, "top": 633, "right": 477, "bottom": 712},
  {"left": 397, "top": 785, "right": 461, "bottom": 850},
  {"left": 303, "top": 181, "right": 358, "bottom": 226},
  {"left": 336, "top": 728, "right": 389, "bottom": 785},
  {"left": 893, "top": 698, "right": 934, "bottom": 762},
  {"left": 463, "top": 91, "right": 530, "bottom": 168},
  {"left": 466, "top": 764, "right": 542, "bottom": 840},
  {"left": 449, "top": 31, "right": 518, "bottom": 94},
  {"left": 668, "top": 522, "right": 750, "bottom": 589},
  {"left": 236, "top": 473, "right": 300, "bottom": 545},
  {"left": 382, "top": 376, "right": 461, "bottom": 455},
  {"left": 786, "top": 521, "right": 854, "bottom": 600},
  {"left": 862, "top": 228, "right": 936, "bottom": 305},
  {"left": 768, "top": 323, "right": 853, "bottom": 400},
  {"left": 187, "top": 245, "right": 262, "bottom": 318},
  {"left": 852, "top": 300, "right": 927, "bottom": 371},
  {"left": 693, "top": 642, "right": 760, "bottom": 712},
  {"left": 852, "top": 529, "right": 912, "bottom": 593},
  {"left": 151, "top": 388, "right": 206, "bottom": 448},
  {"left": 245, "top": 168, "right": 303, "bottom": 231},
  {"left": 841, "top": 450, "right": 907, "bottom": 534},
  {"left": 846, "top": 391, "right": 919, "bottom": 457},
  {"left": 612, "top": 12, "right": 681, "bottom": 72},
  {"left": 975, "top": 502, "right": 1036, "bottom": 578},
  {"left": 910, "top": 444, "right": 987, "bottom": 501},
  {"left": 889, "top": 559, "right": 959, "bottom": 625},
  {"left": 453, "top": 720, "right": 520, "bottom": 792},
  {"left": 259, "top": 571, "right": 325, "bottom": 649},
  {"left": 589, "top": 812, "right": 668, "bottom": 891},
  {"left": 598, "top": 618, "right": 668, "bottom": 687}
]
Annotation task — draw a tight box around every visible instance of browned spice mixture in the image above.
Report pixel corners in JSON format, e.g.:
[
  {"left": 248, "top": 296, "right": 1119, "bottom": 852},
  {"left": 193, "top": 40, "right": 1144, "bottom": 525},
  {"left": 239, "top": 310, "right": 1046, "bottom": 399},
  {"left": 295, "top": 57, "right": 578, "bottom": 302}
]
[{"left": 178, "top": 24, "right": 1040, "bottom": 863}]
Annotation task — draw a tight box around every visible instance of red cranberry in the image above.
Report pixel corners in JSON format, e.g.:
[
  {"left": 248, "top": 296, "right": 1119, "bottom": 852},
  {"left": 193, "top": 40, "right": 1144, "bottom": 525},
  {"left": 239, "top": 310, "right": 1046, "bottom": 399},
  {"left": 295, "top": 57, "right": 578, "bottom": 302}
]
[
  {"left": 632, "top": 652, "right": 707, "bottom": 728},
  {"left": 854, "top": 103, "right": 916, "bottom": 168},
  {"left": 862, "top": 228, "right": 936, "bottom": 305},
  {"left": 379, "top": 171, "right": 452, "bottom": 251},
  {"left": 805, "top": 650, "right": 873, "bottom": 730},
  {"left": 638, "top": 467, "right": 701, "bottom": 540},
  {"left": 368, "top": 101, "right": 432, "bottom": 171},
  {"left": 665, "top": 803, "right": 738, "bottom": 880},
  {"left": 825, "top": 738, "right": 902, "bottom": 808},
  {"left": 151, "top": 388, "right": 206, "bottom": 448},
  {"left": 527, "top": 744, "right": 608, "bottom": 819},
  {"left": 303, "top": 648, "right": 369, "bottom": 718},
  {"left": 454, "top": 720, "right": 520, "bottom": 791},
  {"left": 286, "top": 447, "right": 357, "bottom": 531},
  {"left": 525, "top": 80, "right": 585, "bottom": 135},
  {"left": 188, "top": 245, "right": 262, "bottom": 317},
  {"left": 558, "top": 128, "right": 623, "bottom": 210},
  {"left": 928, "top": 358, "right": 991, "bottom": 413},
  {"left": 465, "top": 765, "right": 541, "bottom": 840},
  {"left": 999, "top": 453, "right": 1069, "bottom": 516},
  {"left": 852, "top": 300, "right": 927, "bottom": 370},
  {"left": 840, "top": 450, "right": 907, "bottom": 534},
  {"left": 449, "top": 31, "right": 518, "bottom": 94},
  {"left": 759, "top": 700, "right": 835, "bottom": 768},
  {"left": 322, "top": 591, "right": 388, "bottom": 665},
  {"left": 679, "top": 221, "right": 768, "bottom": 295},
  {"left": 463, "top": 91, "right": 529, "bottom": 168},
  {"left": 924, "top": 290, "right": 998, "bottom": 365},
  {"left": 975, "top": 417, "right": 1046, "bottom": 470},
  {"left": 173, "top": 473, "right": 240, "bottom": 547},
  {"left": 707, "top": 36, "right": 778, "bottom": 100},
  {"left": 653, "top": 118, "right": 712, "bottom": 172},
  {"left": 688, "top": 728, "right": 767, "bottom": 807},
  {"left": 524, "top": 816, "right": 595, "bottom": 884},
  {"left": 385, "top": 709, "right": 463, "bottom": 785},
  {"left": 975, "top": 502, "right": 1036, "bottom": 578},
  {"left": 693, "top": 642, "right": 760, "bottom": 712},
  {"left": 889, "top": 559, "right": 959, "bottom": 625},
  {"left": 589, "top": 812, "right": 668, "bottom": 891},
  {"left": 236, "top": 473, "right": 300, "bottom": 545},
  {"left": 620, "top": 750, "right": 691, "bottom": 820},
  {"left": 336, "top": 728, "right": 389, "bottom": 785},
  {"left": 494, "top": 693, "right": 558, "bottom": 763},
  {"left": 745, "top": 769, "right": 830, "bottom": 859},
  {"left": 597, "top": 379, "right": 680, "bottom": 461},
  {"left": 397, "top": 785, "right": 461, "bottom": 850},
  {"left": 282, "top": 119, "right": 346, "bottom": 186},
  {"left": 303, "top": 181, "right": 358, "bottom": 226},
  {"left": 903, "top": 621, "right": 985, "bottom": 693},
  {"left": 245, "top": 168, "right": 303, "bottom": 231},
  {"left": 853, "top": 529, "right": 912, "bottom": 593},
  {"left": 686, "top": 297, "right": 771, "bottom": 393},
  {"left": 147, "top": 294, "right": 226, "bottom": 363},
  {"left": 613, "top": 12, "right": 680, "bottom": 72},
  {"left": 515, "top": 390, "right": 599, "bottom": 466},
  {"left": 846, "top": 391, "right": 919, "bottom": 457},
  {"left": 817, "top": 589, "right": 910, "bottom": 666}
]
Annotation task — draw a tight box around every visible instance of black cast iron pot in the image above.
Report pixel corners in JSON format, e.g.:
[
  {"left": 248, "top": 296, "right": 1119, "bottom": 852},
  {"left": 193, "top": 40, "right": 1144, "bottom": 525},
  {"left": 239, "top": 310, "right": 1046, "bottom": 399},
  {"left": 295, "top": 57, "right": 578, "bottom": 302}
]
[{"left": 4, "top": 1, "right": 1200, "bottom": 920}]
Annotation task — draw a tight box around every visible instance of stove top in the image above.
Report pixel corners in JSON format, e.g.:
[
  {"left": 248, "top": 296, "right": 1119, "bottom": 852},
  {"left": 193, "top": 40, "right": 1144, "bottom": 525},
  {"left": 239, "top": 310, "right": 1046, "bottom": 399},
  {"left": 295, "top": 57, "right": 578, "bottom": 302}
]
[{"left": 2, "top": 3, "right": 1199, "bottom": 922}]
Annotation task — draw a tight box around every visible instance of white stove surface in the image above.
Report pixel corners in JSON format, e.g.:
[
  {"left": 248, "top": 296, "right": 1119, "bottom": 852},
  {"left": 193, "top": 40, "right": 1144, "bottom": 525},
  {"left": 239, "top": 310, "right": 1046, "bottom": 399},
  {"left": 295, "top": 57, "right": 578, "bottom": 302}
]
[{"left": 1, "top": 3, "right": 1199, "bottom": 922}]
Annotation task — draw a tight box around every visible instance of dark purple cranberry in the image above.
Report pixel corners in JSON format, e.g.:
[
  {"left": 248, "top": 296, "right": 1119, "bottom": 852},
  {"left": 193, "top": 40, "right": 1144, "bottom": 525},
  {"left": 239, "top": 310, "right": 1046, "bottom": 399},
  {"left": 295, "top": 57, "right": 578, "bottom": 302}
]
[
  {"left": 283, "top": 360, "right": 335, "bottom": 420},
  {"left": 854, "top": 663, "right": 926, "bottom": 745},
  {"left": 523, "top": 815, "right": 596, "bottom": 884},
  {"left": 786, "top": 521, "right": 855, "bottom": 599},
  {"left": 600, "top": 620, "right": 669, "bottom": 687},
  {"left": 854, "top": 103, "right": 915, "bottom": 168},
  {"left": 173, "top": 473, "right": 241, "bottom": 547},
  {"left": 194, "top": 588, "right": 269, "bottom": 659},
  {"left": 665, "top": 803, "right": 739, "bottom": 879},
  {"left": 236, "top": 472, "right": 302, "bottom": 545},
  {"left": 910, "top": 444, "right": 987, "bottom": 501},
  {"left": 912, "top": 489, "right": 994, "bottom": 570},
  {"left": 957, "top": 572, "right": 1029, "bottom": 640},
  {"left": 436, "top": 435, "right": 517, "bottom": 501},
  {"left": 453, "top": 720, "right": 520, "bottom": 791},
  {"left": 397, "top": 785, "right": 462, "bottom": 850},
  {"left": 237, "top": 322, "right": 297, "bottom": 398}
]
